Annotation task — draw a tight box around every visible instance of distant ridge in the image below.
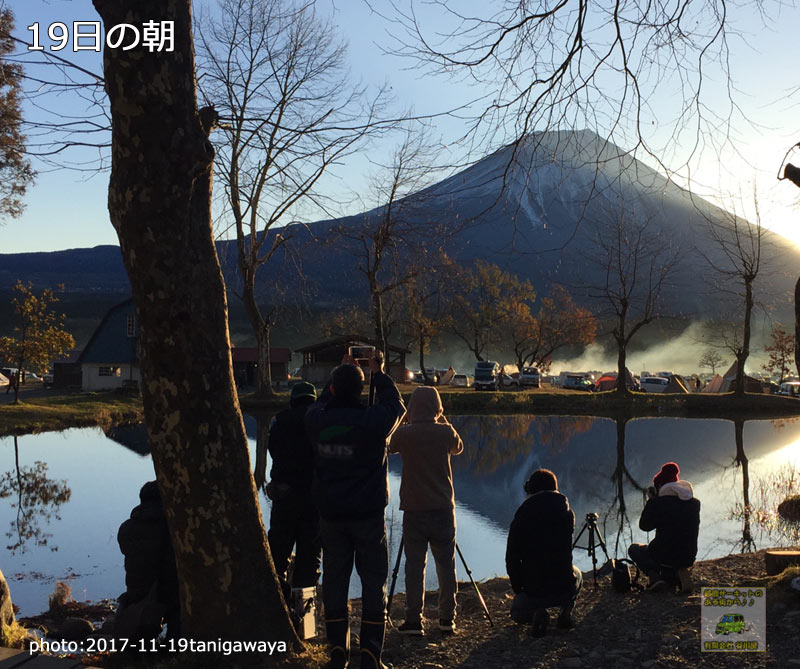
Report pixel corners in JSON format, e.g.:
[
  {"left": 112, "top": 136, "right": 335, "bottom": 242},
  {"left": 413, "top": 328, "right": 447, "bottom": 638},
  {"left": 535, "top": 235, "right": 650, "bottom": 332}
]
[{"left": 3, "top": 130, "right": 798, "bottom": 320}]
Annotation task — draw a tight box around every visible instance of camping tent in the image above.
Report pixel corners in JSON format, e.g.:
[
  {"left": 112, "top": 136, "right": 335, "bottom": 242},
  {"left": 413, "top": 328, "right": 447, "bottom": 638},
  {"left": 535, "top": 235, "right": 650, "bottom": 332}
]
[
  {"left": 701, "top": 374, "right": 723, "bottom": 393},
  {"left": 593, "top": 369, "right": 636, "bottom": 392},
  {"left": 701, "top": 364, "right": 763, "bottom": 393},
  {"left": 720, "top": 362, "right": 764, "bottom": 393},
  {"left": 0, "top": 372, "right": 7, "bottom": 386},
  {"left": 594, "top": 374, "right": 618, "bottom": 392},
  {"left": 665, "top": 375, "right": 689, "bottom": 393}
]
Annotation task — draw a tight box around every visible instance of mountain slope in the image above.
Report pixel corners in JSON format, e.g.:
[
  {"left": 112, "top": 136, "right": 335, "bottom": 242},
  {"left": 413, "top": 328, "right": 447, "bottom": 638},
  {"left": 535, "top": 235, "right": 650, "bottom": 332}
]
[{"left": 3, "top": 130, "right": 798, "bottom": 320}]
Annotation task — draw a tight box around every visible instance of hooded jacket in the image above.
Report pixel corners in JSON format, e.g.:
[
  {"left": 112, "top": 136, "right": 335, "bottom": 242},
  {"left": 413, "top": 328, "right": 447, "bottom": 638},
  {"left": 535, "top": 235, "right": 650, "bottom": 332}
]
[
  {"left": 639, "top": 479, "right": 701, "bottom": 568},
  {"left": 388, "top": 386, "right": 463, "bottom": 512},
  {"left": 505, "top": 490, "right": 577, "bottom": 596}
]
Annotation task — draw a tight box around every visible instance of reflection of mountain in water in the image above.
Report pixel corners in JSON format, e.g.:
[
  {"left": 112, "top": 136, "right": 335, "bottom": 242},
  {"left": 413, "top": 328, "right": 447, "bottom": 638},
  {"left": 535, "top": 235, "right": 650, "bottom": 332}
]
[
  {"left": 104, "top": 424, "right": 151, "bottom": 456},
  {"left": 428, "top": 416, "right": 800, "bottom": 536}
]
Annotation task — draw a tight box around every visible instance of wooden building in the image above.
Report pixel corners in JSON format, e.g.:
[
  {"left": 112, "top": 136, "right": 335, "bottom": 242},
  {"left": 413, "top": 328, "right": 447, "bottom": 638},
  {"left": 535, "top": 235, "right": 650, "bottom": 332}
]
[{"left": 295, "top": 336, "right": 408, "bottom": 385}]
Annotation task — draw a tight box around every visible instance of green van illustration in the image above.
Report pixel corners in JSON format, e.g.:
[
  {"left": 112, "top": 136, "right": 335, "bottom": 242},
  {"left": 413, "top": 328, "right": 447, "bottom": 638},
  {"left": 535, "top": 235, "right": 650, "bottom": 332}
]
[{"left": 715, "top": 613, "right": 746, "bottom": 635}]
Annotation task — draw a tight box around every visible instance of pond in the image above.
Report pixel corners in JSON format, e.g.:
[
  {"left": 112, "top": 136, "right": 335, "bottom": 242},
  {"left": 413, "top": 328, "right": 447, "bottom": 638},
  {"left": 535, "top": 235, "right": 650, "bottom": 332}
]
[{"left": 1, "top": 415, "right": 798, "bottom": 616}]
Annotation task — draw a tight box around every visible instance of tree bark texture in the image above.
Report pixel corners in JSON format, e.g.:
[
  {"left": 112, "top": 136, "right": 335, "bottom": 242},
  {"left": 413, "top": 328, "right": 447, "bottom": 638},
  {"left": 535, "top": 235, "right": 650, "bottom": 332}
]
[
  {"left": 0, "top": 567, "right": 14, "bottom": 629},
  {"left": 795, "top": 276, "right": 800, "bottom": 379},
  {"left": 735, "top": 280, "right": 753, "bottom": 396},
  {"left": 241, "top": 275, "right": 275, "bottom": 397},
  {"left": 93, "top": 0, "right": 299, "bottom": 646}
]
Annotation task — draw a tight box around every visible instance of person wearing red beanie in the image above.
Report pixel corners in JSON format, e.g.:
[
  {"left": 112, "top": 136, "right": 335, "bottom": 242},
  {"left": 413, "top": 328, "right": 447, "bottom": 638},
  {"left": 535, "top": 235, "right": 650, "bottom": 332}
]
[{"left": 628, "top": 461, "right": 700, "bottom": 592}]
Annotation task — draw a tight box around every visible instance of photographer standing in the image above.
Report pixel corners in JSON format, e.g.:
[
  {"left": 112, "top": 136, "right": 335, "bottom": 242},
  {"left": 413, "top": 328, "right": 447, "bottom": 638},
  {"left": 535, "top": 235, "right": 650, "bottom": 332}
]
[
  {"left": 506, "top": 469, "right": 582, "bottom": 637},
  {"left": 265, "top": 381, "right": 321, "bottom": 594},
  {"left": 628, "top": 461, "right": 699, "bottom": 592},
  {"left": 388, "top": 385, "right": 463, "bottom": 636},
  {"left": 305, "top": 351, "right": 405, "bottom": 669}
]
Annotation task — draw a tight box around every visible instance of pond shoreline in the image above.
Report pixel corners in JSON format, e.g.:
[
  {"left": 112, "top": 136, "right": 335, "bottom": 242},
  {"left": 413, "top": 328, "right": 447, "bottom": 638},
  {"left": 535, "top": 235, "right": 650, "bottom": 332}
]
[
  {"left": 0, "top": 391, "right": 144, "bottom": 437},
  {"left": 242, "top": 386, "right": 800, "bottom": 421},
  {"left": 2, "top": 387, "right": 799, "bottom": 437}
]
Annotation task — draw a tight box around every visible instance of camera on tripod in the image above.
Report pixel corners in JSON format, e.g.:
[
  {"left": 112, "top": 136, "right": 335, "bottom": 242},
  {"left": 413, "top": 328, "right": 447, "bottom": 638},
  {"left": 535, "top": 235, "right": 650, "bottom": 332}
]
[{"left": 573, "top": 510, "right": 609, "bottom": 588}]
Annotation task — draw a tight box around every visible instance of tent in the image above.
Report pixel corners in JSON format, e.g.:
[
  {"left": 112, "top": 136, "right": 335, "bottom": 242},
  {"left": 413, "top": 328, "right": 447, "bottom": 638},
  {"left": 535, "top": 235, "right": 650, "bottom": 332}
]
[
  {"left": 0, "top": 372, "right": 7, "bottom": 386},
  {"left": 719, "top": 362, "right": 764, "bottom": 393},
  {"left": 701, "top": 374, "right": 723, "bottom": 393},
  {"left": 593, "top": 369, "right": 636, "bottom": 392},
  {"left": 664, "top": 375, "right": 689, "bottom": 393},
  {"left": 701, "top": 364, "right": 763, "bottom": 393},
  {"left": 594, "top": 374, "right": 618, "bottom": 392},
  {"left": 438, "top": 367, "right": 455, "bottom": 386}
]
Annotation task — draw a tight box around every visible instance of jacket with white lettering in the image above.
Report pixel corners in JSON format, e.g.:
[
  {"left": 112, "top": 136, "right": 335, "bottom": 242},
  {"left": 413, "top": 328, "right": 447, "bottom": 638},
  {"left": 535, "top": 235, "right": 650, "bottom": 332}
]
[{"left": 305, "top": 371, "right": 405, "bottom": 521}]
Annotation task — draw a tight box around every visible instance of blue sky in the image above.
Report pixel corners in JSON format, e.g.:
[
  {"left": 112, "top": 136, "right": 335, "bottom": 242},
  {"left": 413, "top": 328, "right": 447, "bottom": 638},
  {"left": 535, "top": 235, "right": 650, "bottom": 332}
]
[{"left": 5, "top": 0, "right": 800, "bottom": 253}]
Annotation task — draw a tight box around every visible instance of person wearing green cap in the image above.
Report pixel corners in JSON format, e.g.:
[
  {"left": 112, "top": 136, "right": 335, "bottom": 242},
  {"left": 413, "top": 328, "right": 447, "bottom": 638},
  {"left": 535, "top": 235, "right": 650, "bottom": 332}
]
[{"left": 266, "top": 381, "right": 321, "bottom": 592}]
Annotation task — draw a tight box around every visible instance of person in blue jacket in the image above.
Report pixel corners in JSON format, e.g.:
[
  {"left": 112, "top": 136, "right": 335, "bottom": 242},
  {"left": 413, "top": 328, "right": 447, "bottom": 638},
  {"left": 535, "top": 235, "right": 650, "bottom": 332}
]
[{"left": 305, "top": 351, "right": 405, "bottom": 669}]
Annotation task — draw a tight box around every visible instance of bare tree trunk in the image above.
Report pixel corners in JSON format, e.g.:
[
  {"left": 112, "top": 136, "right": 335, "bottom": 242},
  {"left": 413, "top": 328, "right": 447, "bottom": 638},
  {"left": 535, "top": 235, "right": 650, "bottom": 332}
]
[
  {"left": 242, "top": 280, "right": 275, "bottom": 398},
  {"left": 93, "top": 0, "right": 299, "bottom": 648},
  {"left": 0, "top": 566, "right": 14, "bottom": 632},
  {"left": 735, "top": 280, "right": 754, "bottom": 396},
  {"left": 615, "top": 338, "right": 629, "bottom": 396},
  {"left": 794, "top": 277, "right": 800, "bottom": 378},
  {"left": 371, "top": 281, "right": 387, "bottom": 354}
]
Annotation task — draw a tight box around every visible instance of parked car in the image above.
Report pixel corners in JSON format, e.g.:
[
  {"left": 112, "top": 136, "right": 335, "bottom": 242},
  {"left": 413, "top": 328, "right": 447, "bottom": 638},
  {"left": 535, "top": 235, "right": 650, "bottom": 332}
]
[
  {"left": 500, "top": 372, "right": 520, "bottom": 388},
  {"left": 474, "top": 361, "right": 501, "bottom": 391},
  {"left": 640, "top": 376, "right": 669, "bottom": 393},
  {"left": 778, "top": 381, "right": 800, "bottom": 397},
  {"left": 451, "top": 373, "right": 471, "bottom": 387},
  {"left": 564, "top": 376, "right": 594, "bottom": 391},
  {"left": 519, "top": 366, "right": 541, "bottom": 388},
  {"left": 559, "top": 372, "right": 593, "bottom": 391}
]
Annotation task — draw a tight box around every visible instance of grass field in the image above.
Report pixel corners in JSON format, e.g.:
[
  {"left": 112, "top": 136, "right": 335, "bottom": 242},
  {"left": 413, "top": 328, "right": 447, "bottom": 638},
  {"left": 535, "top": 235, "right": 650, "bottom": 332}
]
[
  {"left": 242, "top": 384, "right": 800, "bottom": 420},
  {"left": 0, "top": 392, "right": 144, "bottom": 437}
]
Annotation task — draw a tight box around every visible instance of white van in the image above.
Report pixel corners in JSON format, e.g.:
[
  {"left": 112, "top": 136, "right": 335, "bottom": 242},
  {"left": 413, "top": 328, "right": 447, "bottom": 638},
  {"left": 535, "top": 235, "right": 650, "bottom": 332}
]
[{"left": 640, "top": 376, "right": 669, "bottom": 393}]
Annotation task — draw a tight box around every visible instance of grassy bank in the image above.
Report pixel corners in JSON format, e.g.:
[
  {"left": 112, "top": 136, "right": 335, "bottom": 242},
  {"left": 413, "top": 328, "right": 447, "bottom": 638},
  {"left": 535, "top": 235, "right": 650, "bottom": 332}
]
[
  {"left": 0, "top": 392, "right": 144, "bottom": 437},
  {"left": 242, "top": 385, "right": 800, "bottom": 420},
  {"left": 3, "top": 386, "right": 797, "bottom": 438}
]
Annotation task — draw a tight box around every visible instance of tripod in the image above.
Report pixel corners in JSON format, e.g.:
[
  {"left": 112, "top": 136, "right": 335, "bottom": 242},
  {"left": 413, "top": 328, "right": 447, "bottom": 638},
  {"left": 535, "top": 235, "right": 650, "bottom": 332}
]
[
  {"left": 572, "top": 512, "right": 610, "bottom": 588},
  {"left": 387, "top": 536, "right": 493, "bottom": 627}
]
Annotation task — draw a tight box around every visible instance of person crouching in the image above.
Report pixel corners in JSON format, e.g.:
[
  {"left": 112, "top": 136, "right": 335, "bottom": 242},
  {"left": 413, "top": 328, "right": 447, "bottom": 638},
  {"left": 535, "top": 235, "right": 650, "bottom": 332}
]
[
  {"left": 628, "top": 461, "right": 700, "bottom": 592},
  {"left": 506, "top": 469, "right": 582, "bottom": 637}
]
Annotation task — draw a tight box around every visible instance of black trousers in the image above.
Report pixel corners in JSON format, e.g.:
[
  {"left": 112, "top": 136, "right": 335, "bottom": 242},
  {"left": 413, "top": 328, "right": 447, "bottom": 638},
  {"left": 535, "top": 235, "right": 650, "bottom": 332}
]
[
  {"left": 319, "top": 513, "right": 388, "bottom": 623},
  {"left": 268, "top": 488, "right": 321, "bottom": 589}
]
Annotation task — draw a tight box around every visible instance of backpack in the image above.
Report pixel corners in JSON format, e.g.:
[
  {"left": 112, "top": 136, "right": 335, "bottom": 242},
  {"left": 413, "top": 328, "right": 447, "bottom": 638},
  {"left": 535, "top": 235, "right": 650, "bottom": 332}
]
[{"left": 611, "top": 558, "right": 641, "bottom": 593}]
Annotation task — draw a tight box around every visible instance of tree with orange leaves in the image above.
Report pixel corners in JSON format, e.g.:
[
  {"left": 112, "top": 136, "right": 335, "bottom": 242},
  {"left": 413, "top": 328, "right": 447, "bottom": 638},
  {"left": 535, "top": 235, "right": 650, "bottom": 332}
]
[{"left": 508, "top": 285, "right": 596, "bottom": 373}]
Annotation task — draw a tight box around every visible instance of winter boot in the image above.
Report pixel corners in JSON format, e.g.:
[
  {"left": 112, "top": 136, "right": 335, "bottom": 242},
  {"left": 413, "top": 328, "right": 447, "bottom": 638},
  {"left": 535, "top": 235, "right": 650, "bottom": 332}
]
[
  {"left": 358, "top": 617, "right": 386, "bottom": 669},
  {"left": 324, "top": 615, "right": 350, "bottom": 669}
]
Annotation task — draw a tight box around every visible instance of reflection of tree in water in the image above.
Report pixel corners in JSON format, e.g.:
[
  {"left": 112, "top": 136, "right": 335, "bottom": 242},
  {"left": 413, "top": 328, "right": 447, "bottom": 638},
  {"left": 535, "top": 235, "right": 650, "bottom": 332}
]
[
  {"left": 731, "top": 459, "right": 799, "bottom": 547},
  {"left": 452, "top": 415, "right": 594, "bottom": 475},
  {"left": 730, "top": 419, "right": 756, "bottom": 553},
  {"left": 0, "top": 437, "right": 71, "bottom": 553},
  {"left": 604, "top": 417, "right": 646, "bottom": 557}
]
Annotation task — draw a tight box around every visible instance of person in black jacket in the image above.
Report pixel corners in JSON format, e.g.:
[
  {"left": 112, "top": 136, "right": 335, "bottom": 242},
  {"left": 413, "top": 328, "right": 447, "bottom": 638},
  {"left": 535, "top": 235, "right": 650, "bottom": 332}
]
[
  {"left": 266, "top": 381, "right": 321, "bottom": 593},
  {"left": 305, "top": 351, "right": 405, "bottom": 669},
  {"left": 117, "top": 480, "right": 179, "bottom": 640},
  {"left": 506, "top": 469, "right": 582, "bottom": 637},
  {"left": 628, "top": 461, "right": 700, "bottom": 592}
]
